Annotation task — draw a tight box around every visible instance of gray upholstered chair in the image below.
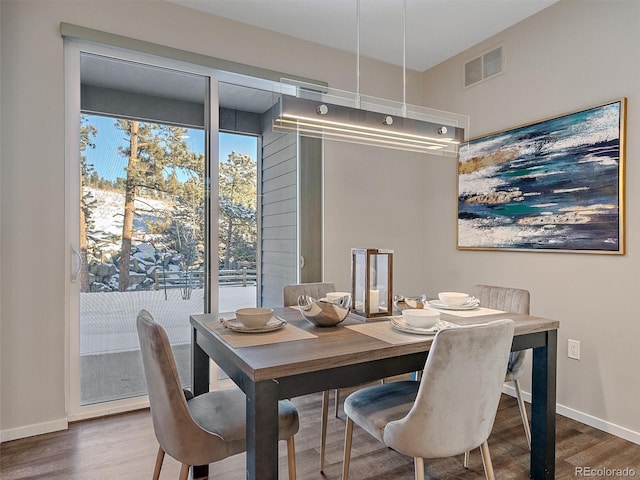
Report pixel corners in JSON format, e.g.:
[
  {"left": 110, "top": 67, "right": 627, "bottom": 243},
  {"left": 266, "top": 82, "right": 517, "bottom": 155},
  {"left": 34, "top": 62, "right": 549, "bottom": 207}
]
[
  {"left": 341, "top": 319, "right": 515, "bottom": 480},
  {"left": 473, "top": 284, "right": 532, "bottom": 449},
  {"left": 283, "top": 282, "right": 337, "bottom": 308},
  {"left": 136, "top": 309, "right": 299, "bottom": 480},
  {"left": 283, "top": 282, "right": 337, "bottom": 473}
]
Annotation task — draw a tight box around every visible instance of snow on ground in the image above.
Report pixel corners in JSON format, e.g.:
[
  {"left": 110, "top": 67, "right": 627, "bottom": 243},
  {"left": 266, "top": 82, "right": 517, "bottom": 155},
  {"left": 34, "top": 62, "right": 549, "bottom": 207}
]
[
  {"left": 85, "top": 187, "right": 171, "bottom": 237},
  {"left": 80, "top": 285, "right": 257, "bottom": 355}
]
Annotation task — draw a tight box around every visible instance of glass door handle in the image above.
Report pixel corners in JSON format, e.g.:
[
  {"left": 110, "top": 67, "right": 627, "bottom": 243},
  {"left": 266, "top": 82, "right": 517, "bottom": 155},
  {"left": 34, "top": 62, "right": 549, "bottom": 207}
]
[{"left": 71, "top": 247, "right": 82, "bottom": 283}]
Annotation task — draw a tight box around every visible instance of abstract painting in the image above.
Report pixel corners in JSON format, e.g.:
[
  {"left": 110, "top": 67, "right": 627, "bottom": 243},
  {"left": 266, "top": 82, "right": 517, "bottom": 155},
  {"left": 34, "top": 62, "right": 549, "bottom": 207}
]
[{"left": 457, "top": 99, "right": 625, "bottom": 253}]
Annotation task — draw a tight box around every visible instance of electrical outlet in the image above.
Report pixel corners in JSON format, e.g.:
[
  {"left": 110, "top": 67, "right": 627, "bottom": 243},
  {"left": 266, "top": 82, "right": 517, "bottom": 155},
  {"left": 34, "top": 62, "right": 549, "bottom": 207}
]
[{"left": 568, "top": 339, "right": 581, "bottom": 360}]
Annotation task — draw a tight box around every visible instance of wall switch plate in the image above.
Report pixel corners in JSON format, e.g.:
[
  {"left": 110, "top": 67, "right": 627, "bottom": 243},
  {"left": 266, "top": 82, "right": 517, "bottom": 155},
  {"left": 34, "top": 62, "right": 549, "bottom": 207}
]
[{"left": 568, "top": 339, "right": 581, "bottom": 360}]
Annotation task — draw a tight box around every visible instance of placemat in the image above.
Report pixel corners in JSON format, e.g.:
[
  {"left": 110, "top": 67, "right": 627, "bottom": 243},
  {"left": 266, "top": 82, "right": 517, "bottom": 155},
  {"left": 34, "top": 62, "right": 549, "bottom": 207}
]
[
  {"left": 345, "top": 321, "right": 431, "bottom": 345},
  {"left": 205, "top": 320, "right": 317, "bottom": 348},
  {"left": 437, "top": 307, "right": 505, "bottom": 318}
]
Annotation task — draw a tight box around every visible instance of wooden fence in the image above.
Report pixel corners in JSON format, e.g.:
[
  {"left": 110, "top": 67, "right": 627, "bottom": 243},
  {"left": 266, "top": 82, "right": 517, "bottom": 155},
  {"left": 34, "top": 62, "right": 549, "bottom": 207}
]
[{"left": 154, "top": 268, "right": 257, "bottom": 290}]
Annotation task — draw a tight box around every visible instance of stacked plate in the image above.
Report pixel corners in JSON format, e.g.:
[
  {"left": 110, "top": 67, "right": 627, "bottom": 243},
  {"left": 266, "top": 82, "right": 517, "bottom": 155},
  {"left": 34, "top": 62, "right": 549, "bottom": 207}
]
[
  {"left": 220, "top": 316, "right": 287, "bottom": 333},
  {"left": 428, "top": 296, "right": 480, "bottom": 310},
  {"left": 390, "top": 316, "right": 459, "bottom": 335}
]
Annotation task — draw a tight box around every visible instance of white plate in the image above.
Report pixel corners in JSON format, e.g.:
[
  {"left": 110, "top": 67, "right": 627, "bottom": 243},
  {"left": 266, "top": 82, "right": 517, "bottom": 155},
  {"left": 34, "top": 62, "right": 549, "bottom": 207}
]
[
  {"left": 389, "top": 316, "right": 440, "bottom": 335},
  {"left": 428, "top": 300, "right": 480, "bottom": 311},
  {"left": 221, "top": 316, "right": 287, "bottom": 333}
]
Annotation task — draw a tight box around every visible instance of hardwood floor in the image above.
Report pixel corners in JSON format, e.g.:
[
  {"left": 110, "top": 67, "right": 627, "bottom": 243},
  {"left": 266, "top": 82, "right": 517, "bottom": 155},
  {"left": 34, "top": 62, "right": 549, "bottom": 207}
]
[{"left": 1, "top": 390, "right": 638, "bottom": 479}]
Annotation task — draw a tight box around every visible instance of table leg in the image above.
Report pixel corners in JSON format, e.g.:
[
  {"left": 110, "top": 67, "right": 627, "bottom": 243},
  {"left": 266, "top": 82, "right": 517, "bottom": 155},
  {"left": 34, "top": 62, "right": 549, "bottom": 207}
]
[
  {"left": 192, "top": 327, "right": 210, "bottom": 479},
  {"left": 246, "top": 379, "right": 279, "bottom": 480},
  {"left": 191, "top": 326, "right": 210, "bottom": 395},
  {"left": 530, "top": 329, "right": 557, "bottom": 479}
]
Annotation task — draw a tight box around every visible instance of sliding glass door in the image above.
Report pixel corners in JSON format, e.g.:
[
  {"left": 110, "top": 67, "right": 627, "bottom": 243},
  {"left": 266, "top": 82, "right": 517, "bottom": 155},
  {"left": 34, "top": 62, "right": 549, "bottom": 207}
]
[
  {"left": 78, "top": 112, "right": 207, "bottom": 405},
  {"left": 66, "top": 41, "right": 219, "bottom": 418},
  {"left": 65, "top": 39, "right": 313, "bottom": 418}
]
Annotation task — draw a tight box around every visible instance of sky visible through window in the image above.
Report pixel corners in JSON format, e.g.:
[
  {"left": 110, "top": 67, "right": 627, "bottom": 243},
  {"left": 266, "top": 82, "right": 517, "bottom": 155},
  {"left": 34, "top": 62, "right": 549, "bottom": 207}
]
[{"left": 83, "top": 114, "right": 257, "bottom": 182}]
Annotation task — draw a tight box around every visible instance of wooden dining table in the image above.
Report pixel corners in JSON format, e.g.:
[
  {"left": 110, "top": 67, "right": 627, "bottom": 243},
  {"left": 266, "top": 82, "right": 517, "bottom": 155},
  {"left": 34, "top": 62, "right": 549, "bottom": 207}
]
[{"left": 191, "top": 307, "right": 559, "bottom": 480}]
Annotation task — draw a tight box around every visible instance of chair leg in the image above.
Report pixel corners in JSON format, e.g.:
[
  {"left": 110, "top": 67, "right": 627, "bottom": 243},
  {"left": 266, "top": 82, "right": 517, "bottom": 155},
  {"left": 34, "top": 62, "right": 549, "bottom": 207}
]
[
  {"left": 479, "top": 441, "right": 495, "bottom": 480},
  {"left": 287, "top": 435, "right": 297, "bottom": 480},
  {"left": 514, "top": 379, "right": 532, "bottom": 450},
  {"left": 152, "top": 446, "right": 165, "bottom": 480},
  {"left": 342, "top": 417, "right": 354, "bottom": 480},
  {"left": 179, "top": 463, "right": 190, "bottom": 480},
  {"left": 334, "top": 388, "right": 340, "bottom": 417},
  {"left": 414, "top": 457, "right": 425, "bottom": 480},
  {"left": 463, "top": 450, "right": 470, "bottom": 468},
  {"left": 320, "top": 389, "right": 330, "bottom": 472}
]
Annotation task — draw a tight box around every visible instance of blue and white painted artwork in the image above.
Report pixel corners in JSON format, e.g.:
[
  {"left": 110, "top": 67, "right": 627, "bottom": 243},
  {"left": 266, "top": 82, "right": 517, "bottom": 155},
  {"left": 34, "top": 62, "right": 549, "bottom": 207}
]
[{"left": 457, "top": 100, "right": 625, "bottom": 253}]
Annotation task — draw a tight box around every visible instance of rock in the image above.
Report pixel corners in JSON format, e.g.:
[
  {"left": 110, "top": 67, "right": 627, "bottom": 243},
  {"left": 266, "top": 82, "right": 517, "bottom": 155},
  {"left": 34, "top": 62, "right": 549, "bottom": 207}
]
[
  {"left": 134, "top": 242, "right": 157, "bottom": 262},
  {"left": 89, "top": 282, "right": 111, "bottom": 293},
  {"left": 132, "top": 257, "right": 149, "bottom": 273},
  {"left": 136, "top": 278, "right": 155, "bottom": 291},
  {"left": 128, "top": 272, "right": 147, "bottom": 285},
  {"left": 107, "top": 276, "right": 119, "bottom": 290}
]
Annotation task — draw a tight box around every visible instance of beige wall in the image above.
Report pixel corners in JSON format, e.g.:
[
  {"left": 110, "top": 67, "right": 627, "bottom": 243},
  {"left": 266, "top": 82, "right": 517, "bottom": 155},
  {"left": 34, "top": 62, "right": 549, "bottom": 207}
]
[
  {"left": 1, "top": 0, "right": 638, "bottom": 445},
  {"left": 419, "top": 0, "right": 640, "bottom": 441},
  {"left": 0, "top": 0, "right": 423, "bottom": 437}
]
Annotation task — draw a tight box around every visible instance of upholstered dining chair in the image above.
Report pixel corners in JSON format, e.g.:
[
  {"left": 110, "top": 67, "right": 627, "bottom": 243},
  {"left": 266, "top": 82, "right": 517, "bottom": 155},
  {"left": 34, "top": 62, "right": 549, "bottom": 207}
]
[
  {"left": 341, "top": 319, "right": 515, "bottom": 480},
  {"left": 473, "top": 284, "right": 532, "bottom": 450},
  {"left": 283, "top": 282, "right": 337, "bottom": 472},
  {"left": 136, "top": 309, "right": 299, "bottom": 480}
]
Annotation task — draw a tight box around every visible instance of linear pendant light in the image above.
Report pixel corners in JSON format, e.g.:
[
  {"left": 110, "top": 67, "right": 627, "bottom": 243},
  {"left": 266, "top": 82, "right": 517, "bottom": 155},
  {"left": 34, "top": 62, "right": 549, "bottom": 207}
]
[{"left": 273, "top": 0, "right": 469, "bottom": 156}]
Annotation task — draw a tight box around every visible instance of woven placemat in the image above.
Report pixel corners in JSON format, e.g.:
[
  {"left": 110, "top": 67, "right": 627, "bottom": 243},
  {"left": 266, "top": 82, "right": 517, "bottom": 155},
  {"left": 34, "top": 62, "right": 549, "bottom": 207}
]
[
  {"left": 345, "top": 321, "right": 431, "bottom": 345},
  {"left": 205, "top": 320, "right": 317, "bottom": 348}
]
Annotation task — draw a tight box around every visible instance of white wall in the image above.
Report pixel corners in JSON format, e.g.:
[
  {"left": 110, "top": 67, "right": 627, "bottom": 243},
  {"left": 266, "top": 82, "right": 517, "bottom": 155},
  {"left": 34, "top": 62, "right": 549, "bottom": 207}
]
[
  {"left": 419, "top": 0, "right": 640, "bottom": 442},
  {"left": 2, "top": 0, "right": 638, "bottom": 446},
  {"left": 0, "top": 0, "right": 423, "bottom": 438}
]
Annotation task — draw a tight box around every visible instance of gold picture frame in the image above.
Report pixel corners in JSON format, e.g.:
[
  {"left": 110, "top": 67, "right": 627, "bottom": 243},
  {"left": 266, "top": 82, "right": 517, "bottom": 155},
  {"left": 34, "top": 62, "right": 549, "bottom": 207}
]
[{"left": 457, "top": 98, "right": 626, "bottom": 254}]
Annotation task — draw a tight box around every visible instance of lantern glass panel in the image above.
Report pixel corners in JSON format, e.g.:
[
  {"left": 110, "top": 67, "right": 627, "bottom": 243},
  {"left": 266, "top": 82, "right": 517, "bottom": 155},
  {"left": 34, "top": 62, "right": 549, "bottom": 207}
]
[
  {"left": 351, "top": 248, "right": 393, "bottom": 318},
  {"left": 354, "top": 253, "right": 366, "bottom": 313},
  {"left": 370, "top": 253, "right": 390, "bottom": 315}
]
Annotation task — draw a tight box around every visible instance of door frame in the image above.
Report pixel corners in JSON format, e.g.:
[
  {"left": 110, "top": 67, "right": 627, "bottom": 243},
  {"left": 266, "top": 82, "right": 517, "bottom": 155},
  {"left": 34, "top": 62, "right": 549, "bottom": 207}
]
[{"left": 64, "top": 39, "right": 220, "bottom": 421}]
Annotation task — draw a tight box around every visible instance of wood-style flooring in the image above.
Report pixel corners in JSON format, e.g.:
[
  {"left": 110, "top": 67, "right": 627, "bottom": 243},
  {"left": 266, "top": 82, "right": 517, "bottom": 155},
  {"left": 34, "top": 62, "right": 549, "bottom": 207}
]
[{"left": 1, "top": 389, "right": 639, "bottom": 479}]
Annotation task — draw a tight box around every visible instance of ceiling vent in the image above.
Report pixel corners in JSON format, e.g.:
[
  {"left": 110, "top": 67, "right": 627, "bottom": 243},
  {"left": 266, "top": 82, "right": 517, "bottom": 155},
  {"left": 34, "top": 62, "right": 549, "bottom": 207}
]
[{"left": 464, "top": 44, "right": 504, "bottom": 88}]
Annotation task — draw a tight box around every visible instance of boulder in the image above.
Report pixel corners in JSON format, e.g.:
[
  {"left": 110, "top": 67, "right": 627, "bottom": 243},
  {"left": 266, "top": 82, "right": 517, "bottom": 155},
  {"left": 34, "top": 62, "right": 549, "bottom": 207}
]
[{"left": 134, "top": 242, "right": 157, "bottom": 262}]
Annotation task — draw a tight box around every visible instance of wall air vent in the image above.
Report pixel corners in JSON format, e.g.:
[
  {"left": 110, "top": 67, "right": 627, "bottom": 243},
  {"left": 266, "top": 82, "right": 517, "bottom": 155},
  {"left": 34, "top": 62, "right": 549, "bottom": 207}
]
[{"left": 464, "top": 44, "right": 504, "bottom": 88}]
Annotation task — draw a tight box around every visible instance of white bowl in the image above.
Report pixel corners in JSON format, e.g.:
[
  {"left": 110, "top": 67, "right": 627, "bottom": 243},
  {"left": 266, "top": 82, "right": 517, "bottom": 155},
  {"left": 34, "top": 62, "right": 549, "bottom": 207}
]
[
  {"left": 402, "top": 308, "right": 440, "bottom": 328},
  {"left": 326, "top": 291, "right": 351, "bottom": 302},
  {"left": 438, "top": 292, "right": 470, "bottom": 306},
  {"left": 235, "top": 307, "right": 274, "bottom": 328}
]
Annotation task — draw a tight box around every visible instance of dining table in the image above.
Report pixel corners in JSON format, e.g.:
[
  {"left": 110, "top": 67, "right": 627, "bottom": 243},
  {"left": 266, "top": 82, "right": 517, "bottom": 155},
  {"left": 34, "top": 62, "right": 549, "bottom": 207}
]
[{"left": 191, "top": 305, "right": 559, "bottom": 480}]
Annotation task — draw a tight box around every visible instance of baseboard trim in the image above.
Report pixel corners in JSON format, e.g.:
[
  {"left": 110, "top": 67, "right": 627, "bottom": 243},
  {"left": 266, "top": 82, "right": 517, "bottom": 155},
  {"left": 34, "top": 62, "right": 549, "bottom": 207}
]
[
  {"left": 1, "top": 418, "right": 68, "bottom": 443},
  {"left": 1, "top": 398, "right": 150, "bottom": 443},
  {"left": 502, "top": 384, "right": 640, "bottom": 446},
  {"left": 67, "top": 397, "right": 150, "bottom": 423}
]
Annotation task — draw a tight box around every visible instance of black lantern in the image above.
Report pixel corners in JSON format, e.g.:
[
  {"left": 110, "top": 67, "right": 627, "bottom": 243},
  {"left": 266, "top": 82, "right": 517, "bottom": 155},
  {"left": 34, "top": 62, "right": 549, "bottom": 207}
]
[{"left": 351, "top": 248, "right": 393, "bottom": 319}]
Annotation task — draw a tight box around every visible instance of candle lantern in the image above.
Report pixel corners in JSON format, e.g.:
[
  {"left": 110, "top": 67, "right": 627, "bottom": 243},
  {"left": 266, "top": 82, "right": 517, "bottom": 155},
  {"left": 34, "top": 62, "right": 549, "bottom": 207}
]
[{"left": 351, "top": 248, "right": 393, "bottom": 319}]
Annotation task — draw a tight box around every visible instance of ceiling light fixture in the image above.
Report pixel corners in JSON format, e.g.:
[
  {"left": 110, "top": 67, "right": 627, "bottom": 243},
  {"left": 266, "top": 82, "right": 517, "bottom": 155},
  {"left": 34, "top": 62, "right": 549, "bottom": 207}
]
[{"left": 273, "top": 0, "right": 468, "bottom": 156}]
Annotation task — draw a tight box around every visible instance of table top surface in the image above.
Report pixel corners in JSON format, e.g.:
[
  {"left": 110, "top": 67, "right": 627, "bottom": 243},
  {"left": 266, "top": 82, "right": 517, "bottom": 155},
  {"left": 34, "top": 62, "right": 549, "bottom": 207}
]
[{"left": 191, "top": 307, "right": 559, "bottom": 382}]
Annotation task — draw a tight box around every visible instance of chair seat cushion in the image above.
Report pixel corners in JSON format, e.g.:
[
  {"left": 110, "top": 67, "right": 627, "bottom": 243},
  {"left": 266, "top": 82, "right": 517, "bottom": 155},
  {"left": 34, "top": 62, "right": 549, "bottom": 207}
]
[
  {"left": 188, "top": 389, "right": 299, "bottom": 457},
  {"left": 344, "top": 381, "right": 419, "bottom": 442}
]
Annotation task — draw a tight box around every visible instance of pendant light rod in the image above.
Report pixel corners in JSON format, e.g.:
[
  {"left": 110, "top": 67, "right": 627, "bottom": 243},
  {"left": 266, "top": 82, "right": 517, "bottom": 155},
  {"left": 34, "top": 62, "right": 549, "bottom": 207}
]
[
  {"left": 402, "top": 0, "right": 407, "bottom": 115},
  {"left": 274, "top": 0, "right": 469, "bottom": 156},
  {"left": 356, "top": 0, "right": 361, "bottom": 108}
]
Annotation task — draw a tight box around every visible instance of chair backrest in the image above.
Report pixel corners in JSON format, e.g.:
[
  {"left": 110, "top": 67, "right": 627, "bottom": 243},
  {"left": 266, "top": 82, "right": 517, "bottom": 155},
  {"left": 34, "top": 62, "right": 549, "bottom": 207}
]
[
  {"left": 136, "top": 310, "right": 224, "bottom": 464},
  {"left": 283, "top": 282, "right": 336, "bottom": 306},
  {"left": 473, "top": 284, "right": 530, "bottom": 376},
  {"left": 473, "top": 284, "right": 530, "bottom": 315},
  {"left": 383, "top": 319, "right": 515, "bottom": 459}
]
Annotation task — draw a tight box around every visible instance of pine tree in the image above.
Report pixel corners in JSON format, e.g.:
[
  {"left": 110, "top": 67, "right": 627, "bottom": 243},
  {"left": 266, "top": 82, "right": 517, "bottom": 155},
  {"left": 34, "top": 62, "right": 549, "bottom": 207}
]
[
  {"left": 80, "top": 115, "right": 97, "bottom": 292},
  {"left": 115, "top": 120, "right": 197, "bottom": 291},
  {"left": 218, "top": 151, "right": 257, "bottom": 269}
]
